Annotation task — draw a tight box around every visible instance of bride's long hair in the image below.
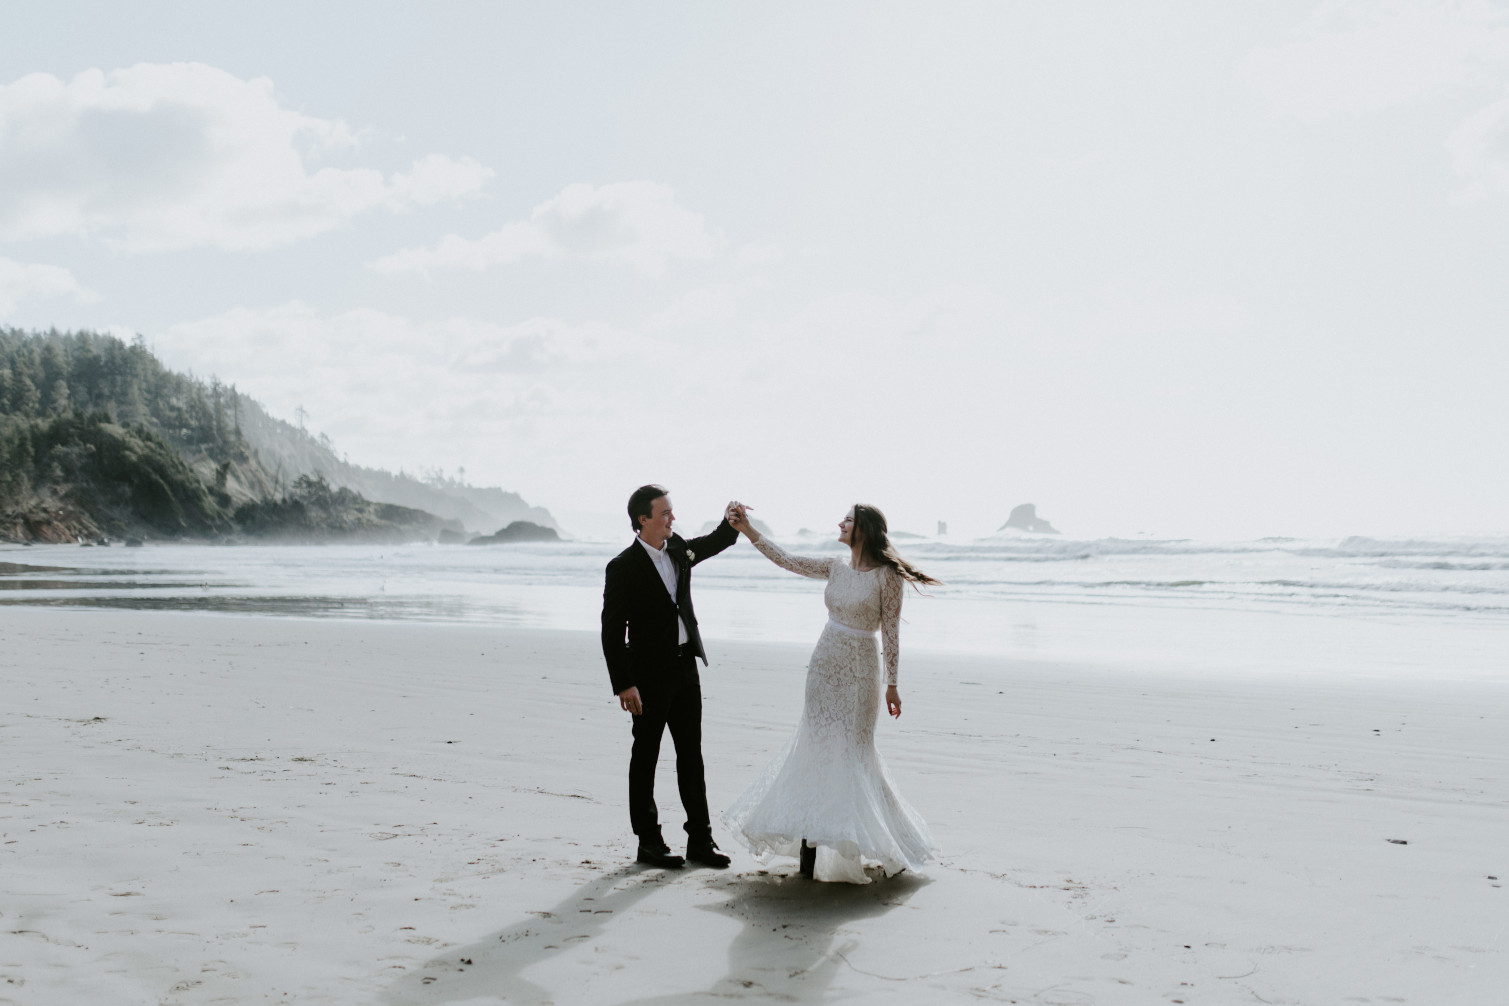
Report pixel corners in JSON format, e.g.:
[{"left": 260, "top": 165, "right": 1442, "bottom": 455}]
[{"left": 852, "top": 503, "right": 942, "bottom": 588}]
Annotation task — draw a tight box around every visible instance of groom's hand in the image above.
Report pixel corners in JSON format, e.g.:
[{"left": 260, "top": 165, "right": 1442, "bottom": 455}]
[
  {"left": 725, "top": 501, "right": 755, "bottom": 538},
  {"left": 618, "top": 686, "right": 643, "bottom": 716}
]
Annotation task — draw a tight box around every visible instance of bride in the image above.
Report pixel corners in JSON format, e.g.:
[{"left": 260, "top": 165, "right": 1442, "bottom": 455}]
[{"left": 723, "top": 501, "right": 938, "bottom": 883}]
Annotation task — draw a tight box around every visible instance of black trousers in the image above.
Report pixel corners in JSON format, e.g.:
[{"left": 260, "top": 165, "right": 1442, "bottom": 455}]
[{"left": 628, "top": 653, "right": 710, "bottom": 844}]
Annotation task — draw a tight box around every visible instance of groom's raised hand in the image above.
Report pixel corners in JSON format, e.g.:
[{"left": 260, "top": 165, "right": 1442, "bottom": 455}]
[
  {"left": 618, "top": 686, "right": 643, "bottom": 716},
  {"left": 725, "top": 501, "right": 756, "bottom": 539}
]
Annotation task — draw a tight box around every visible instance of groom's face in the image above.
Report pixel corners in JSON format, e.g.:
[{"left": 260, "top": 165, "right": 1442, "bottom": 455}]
[{"left": 639, "top": 496, "right": 674, "bottom": 545}]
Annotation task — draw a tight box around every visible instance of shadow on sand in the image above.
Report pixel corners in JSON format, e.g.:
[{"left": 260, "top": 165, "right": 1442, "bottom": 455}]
[{"left": 383, "top": 864, "right": 928, "bottom": 1005}]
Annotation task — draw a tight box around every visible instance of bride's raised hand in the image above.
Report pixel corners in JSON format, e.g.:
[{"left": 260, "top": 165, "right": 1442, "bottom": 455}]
[{"left": 725, "top": 501, "right": 756, "bottom": 539}]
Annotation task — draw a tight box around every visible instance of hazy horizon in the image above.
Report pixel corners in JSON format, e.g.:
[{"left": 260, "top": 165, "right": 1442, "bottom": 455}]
[
  {"left": 552, "top": 503, "right": 1509, "bottom": 545},
  {"left": 3, "top": 2, "right": 1506, "bottom": 541}
]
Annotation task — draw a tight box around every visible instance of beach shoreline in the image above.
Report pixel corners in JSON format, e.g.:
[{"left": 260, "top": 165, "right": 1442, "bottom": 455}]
[{"left": 2, "top": 606, "right": 1505, "bottom": 1004}]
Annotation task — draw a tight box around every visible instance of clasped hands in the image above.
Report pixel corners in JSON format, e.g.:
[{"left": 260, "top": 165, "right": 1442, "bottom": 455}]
[{"left": 725, "top": 500, "right": 756, "bottom": 538}]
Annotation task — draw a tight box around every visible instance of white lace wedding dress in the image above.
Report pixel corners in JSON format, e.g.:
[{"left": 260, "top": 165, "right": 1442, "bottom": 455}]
[{"left": 724, "top": 536, "right": 935, "bottom": 883}]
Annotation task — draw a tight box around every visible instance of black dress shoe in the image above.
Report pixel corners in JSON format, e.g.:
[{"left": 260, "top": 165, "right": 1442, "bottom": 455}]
[
  {"left": 686, "top": 838, "right": 731, "bottom": 869},
  {"left": 636, "top": 843, "right": 685, "bottom": 868}
]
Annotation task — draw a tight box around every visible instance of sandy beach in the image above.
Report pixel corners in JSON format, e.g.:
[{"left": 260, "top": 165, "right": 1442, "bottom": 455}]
[{"left": 2, "top": 605, "right": 1505, "bottom": 1004}]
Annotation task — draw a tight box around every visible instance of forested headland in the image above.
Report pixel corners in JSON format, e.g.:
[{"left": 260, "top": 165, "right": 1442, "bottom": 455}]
[{"left": 0, "top": 329, "right": 554, "bottom": 544}]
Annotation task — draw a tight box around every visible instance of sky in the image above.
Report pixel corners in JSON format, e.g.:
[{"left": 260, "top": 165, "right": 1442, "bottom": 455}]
[{"left": 2, "top": 1, "right": 1506, "bottom": 540}]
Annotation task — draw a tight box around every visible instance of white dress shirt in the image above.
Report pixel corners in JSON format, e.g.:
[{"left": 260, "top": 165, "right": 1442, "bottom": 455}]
[{"left": 637, "top": 535, "right": 690, "bottom": 646}]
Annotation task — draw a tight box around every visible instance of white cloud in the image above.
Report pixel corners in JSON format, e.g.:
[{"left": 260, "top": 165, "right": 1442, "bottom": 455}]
[
  {"left": 734, "top": 241, "right": 783, "bottom": 267},
  {"left": 643, "top": 284, "right": 747, "bottom": 331},
  {"left": 367, "top": 221, "right": 555, "bottom": 275},
  {"left": 1243, "top": 0, "right": 1509, "bottom": 119},
  {"left": 152, "top": 302, "right": 655, "bottom": 474},
  {"left": 1448, "top": 91, "right": 1509, "bottom": 194},
  {"left": 369, "top": 180, "right": 714, "bottom": 276},
  {"left": 0, "top": 63, "right": 492, "bottom": 252},
  {"left": 0, "top": 257, "right": 97, "bottom": 316},
  {"left": 1082, "top": 290, "right": 1256, "bottom": 343}
]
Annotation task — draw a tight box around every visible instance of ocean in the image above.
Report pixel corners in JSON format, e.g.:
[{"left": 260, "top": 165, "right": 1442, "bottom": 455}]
[{"left": 4, "top": 533, "right": 1507, "bottom": 681}]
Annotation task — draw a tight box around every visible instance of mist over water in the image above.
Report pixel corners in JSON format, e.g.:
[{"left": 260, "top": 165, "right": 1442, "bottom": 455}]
[{"left": 6, "top": 533, "right": 1508, "bottom": 683}]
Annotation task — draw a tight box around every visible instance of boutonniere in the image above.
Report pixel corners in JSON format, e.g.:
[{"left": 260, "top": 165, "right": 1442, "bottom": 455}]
[{"left": 685, "top": 549, "right": 696, "bottom": 564}]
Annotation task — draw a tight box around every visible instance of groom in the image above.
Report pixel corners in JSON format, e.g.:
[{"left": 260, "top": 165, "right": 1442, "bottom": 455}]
[{"left": 601, "top": 484, "right": 740, "bottom": 869}]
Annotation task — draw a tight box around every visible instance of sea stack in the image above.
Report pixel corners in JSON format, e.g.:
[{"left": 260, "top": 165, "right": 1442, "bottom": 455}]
[
  {"left": 998, "top": 503, "right": 1060, "bottom": 534},
  {"left": 465, "top": 521, "right": 561, "bottom": 544}
]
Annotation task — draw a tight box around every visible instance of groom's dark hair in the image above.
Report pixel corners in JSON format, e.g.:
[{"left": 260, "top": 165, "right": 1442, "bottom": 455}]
[{"left": 627, "top": 484, "right": 669, "bottom": 533}]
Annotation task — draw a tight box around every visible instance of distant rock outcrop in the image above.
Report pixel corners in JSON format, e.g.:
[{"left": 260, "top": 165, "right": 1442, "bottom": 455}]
[
  {"left": 998, "top": 503, "right": 1060, "bottom": 535},
  {"left": 466, "top": 520, "right": 561, "bottom": 544},
  {"left": 701, "top": 517, "right": 775, "bottom": 538},
  {"left": 232, "top": 474, "right": 454, "bottom": 543}
]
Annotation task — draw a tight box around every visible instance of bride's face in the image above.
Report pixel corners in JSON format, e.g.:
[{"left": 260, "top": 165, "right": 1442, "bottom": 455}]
[{"left": 838, "top": 509, "right": 855, "bottom": 545}]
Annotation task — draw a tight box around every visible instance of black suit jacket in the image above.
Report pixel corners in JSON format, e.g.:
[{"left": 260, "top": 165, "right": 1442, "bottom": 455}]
[{"left": 601, "top": 520, "right": 739, "bottom": 695}]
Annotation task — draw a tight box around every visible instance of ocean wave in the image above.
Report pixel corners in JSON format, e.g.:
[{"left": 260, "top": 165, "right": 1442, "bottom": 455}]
[
  {"left": 957, "top": 586, "right": 1509, "bottom": 617},
  {"left": 904, "top": 538, "right": 1278, "bottom": 560},
  {"left": 1372, "top": 559, "right": 1509, "bottom": 571},
  {"left": 925, "top": 576, "right": 1509, "bottom": 598},
  {"left": 431, "top": 533, "right": 1509, "bottom": 564},
  {"left": 1315, "top": 536, "right": 1509, "bottom": 559}
]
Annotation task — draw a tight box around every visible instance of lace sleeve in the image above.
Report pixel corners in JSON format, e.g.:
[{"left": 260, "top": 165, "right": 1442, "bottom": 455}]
[
  {"left": 880, "top": 569, "right": 902, "bottom": 686},
  {"left": 752, "top": 536, "right": 832, "bottom": 580}
]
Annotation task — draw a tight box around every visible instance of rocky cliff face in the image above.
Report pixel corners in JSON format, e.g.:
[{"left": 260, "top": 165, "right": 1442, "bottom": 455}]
[
  {"left": 1, "top": 329, "right": 557, "bottom": 542},
  {"left": 0, "top": 498, "right": 102, "bottom": 544}
]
